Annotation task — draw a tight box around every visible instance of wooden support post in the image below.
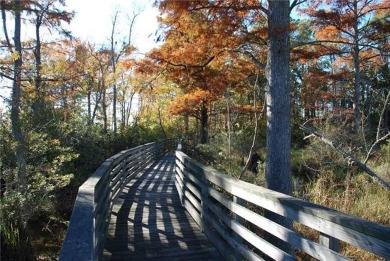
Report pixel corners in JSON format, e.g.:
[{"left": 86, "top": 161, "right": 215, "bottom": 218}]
[
  {"left": 232, "top": 196, "right": 244, "bottom": 260},
  {"left": 177, "top": 140, "right": 183, "bottom": 151},
  {"left": 320, "top": 233, "right": 340, "bottom": 253},
  {"left": 200, "top": 173, "right": 208, "bottom": 233}
]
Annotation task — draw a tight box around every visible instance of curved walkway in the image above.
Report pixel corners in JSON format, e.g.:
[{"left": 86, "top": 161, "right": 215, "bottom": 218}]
[{"left": 102, "top": 153, "right": 222, "bottom": 260}]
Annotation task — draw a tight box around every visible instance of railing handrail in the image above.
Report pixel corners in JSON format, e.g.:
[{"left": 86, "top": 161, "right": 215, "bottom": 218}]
[
  {"left": 60, "top": 139, "right": 176, "bottom": 261},
  {"left": 175, "top": 149, "right": 390, "bottom": 260}
]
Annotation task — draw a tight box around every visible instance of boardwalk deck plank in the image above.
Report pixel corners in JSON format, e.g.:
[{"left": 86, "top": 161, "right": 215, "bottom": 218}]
[{"left": 102, "top": 154, "right": 223, "bottom": 261}]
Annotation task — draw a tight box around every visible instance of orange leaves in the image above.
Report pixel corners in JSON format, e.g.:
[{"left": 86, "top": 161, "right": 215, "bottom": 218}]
[
  {"left": 139, "top": 0, "right": 266, "bottom": 126},
  {"left": 230, "top": 104, "right": 263, "bottom": 114},
  {"left": 169, "top": 89, "right": 217, "bottom": 117},
  {"left": 291, "top": 48, "right": 320, "bottom": 63},
  {"left": 314, "top": 25, "right": 339, "bottom": 40},
  {"left": 298, "top": 0, "right": 390, "bottom": 74},
  {"left": 120, "top": 59, "right": 136, "bottom": 71}
]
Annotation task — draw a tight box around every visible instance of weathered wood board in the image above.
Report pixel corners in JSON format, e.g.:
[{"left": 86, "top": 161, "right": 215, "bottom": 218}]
[{"left": 102, "top": 154, "right": 222, "bottom": 261}]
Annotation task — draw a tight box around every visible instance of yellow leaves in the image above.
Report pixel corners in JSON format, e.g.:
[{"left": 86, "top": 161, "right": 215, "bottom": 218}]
[
  {"left": 24, "top": 83, "right": 37, "bottom": 100},
  {"left": 11, "top": 51, "right": 21, "bottom": 61}
]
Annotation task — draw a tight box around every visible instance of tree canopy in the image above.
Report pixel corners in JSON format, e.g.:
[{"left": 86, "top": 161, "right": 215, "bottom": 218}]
[{"left": 1, "top": 0, "right": 389, "bottom": 259}]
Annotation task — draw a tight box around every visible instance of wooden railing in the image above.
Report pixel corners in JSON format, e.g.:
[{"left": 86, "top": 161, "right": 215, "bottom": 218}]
[
  {"left": 60, "top": 140, "right": 176, "bottom": 261},
  {"left": 175, "top": 149, "right": 390, "bottom": 260}
]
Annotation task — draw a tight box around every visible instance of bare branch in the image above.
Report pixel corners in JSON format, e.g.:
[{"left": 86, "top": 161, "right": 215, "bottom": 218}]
[
  {"left": 376, "top": 91, "right": 390, "bottom": 141},
  {"left": 163, "top": 55, "right": 216, "bottom": 70},
  {"left": 292, "top": 39, "right": 383, "bottom": 51},
  {"left": 243, "top": 51, "right": 266, "bottom": 69},
  {"left": 239, "top": 72, "right": 265, "bottom": 180},
  {"left": 290, "top": 0, "right": 307, "bottom": 12},
  {"left": 301, "top": 125, "right": 390, "bottom": 191},
  {"left": 1, "top": 0, "right": 13, "bottom": 53},
  {"left": 362, "top": 92, "right": 390, "bottom": 164},
  {"left": 189, "top": 2, "right": 269, "bottom": 16}
]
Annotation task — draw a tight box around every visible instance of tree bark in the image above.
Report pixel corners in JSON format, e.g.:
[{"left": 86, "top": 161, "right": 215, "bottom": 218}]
[
  {"left": 264, "top": 0, "right": 293, "bottom": 254},
  {"left": 87, "top": 89, "right": 92, "bottom": 124},
  {"left": 111, "top": 12, "right": 118, "bottom": 134},
  {"left": 32, "top": 10, "right": 43, "bottom": 117},
  {"left": 265, "top": 0, "right": 292, "bottom": 195},
  {"left": 184, "top": 112, "right": 189, "bottom": 138},
  {"left": 200, "top": 102, "right": 208, "bottom": 144},
  {"left": 225, "top": 88, "right": 232, "bottom": 173},
  {"left": 351, "top": 0, "right": 362, "bottom": 134},
  {"left": 1, "top": 0, "right": 12, "bottom": 53},
  {"left": 125, "top": 92, "right": 136, "bottom": 126},
  {"left": 382, "top": 90, "right": 389, "bottom": 135},
  {"left": 110, "top": 11, "right": 139, "bottom": 133},
  {"left": 11, "top": 0, "right": 27, "bottom": 188},
  {"left": 157, "top": 105, "right": 167, "bottom": 138},
  {"left": 102, "top": 82, "right": 108, "bottom": 133}
]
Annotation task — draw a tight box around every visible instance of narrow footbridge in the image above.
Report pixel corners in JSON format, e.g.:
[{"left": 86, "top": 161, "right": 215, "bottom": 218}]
[{"left": 60, "top": 140, "right": 390, "bottom": 261}]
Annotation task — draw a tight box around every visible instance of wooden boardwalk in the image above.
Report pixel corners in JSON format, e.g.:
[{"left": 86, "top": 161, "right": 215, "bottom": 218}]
[{"left": 102, "top": 153, "right": 223, "bottom": 260}]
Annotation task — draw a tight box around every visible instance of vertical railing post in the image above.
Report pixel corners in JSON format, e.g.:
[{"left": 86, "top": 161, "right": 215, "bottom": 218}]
[
  {"left": 232, "top": 196, "right": 245, "bottom": 260},
  {"left": 175, "top": 145, "right": 185, "bottom": 207},
  {"left": 177, "top": 139, "right": 183, "bottom": 151},
  {"left": 154, "top": 141, "right": 158, "bottom": 159},
  {"left": 320, "top": 233, "right": 340, "bottom": 253},
  {"left": 199, "top": 169, "right": 207, "bottom": 232}
]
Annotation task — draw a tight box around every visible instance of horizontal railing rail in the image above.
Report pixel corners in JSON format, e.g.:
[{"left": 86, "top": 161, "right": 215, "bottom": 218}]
[
  {"left": 175, "top": 149, "right": 390, "bottom": 260},
  {"left": 60, "top": 139, "right": 176, "bottom": 261}
]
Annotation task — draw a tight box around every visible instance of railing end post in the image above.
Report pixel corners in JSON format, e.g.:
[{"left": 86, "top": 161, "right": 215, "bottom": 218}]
[{"left": 177, "top": 139, "right": 183, "bottom": 151}]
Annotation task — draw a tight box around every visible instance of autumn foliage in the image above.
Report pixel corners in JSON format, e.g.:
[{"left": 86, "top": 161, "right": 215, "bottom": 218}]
[{"left": 1, "top": 0, "right": 390, "bottom": 259}]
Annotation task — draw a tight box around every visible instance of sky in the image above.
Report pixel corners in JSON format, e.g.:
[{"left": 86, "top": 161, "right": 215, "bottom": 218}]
[
  {"left": 0, "top": 0, "right": 160, "bottom": 109},
  {"left": 64, "top": 0, "right": 160, "bottom": 53}
]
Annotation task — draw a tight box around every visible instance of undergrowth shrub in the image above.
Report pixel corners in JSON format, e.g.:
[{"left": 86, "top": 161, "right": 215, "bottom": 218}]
[
  {"left": 0, "top": 127, "right": 76, "bottom": 260},
  {"left": 296, "top": 130, "right": 390, "bottom": 260},
  {"left": 199, "top": 123, "right": 390, "bottom": 260},
  {"left": 298, "top": 133, "right": 390, "bottom": 226}
]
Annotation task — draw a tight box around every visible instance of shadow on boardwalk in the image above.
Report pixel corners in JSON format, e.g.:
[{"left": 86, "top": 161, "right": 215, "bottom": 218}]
[{"left": 103, "top": 153, "right": 222, "bottom": 261}]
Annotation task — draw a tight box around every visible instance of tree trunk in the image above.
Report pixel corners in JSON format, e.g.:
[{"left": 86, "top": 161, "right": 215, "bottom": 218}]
[
  {"left": 113, "top": 83, "right": 117, "bottom": 132},
  {"left": 111, "top": 12, "right": 118, "bottom": 134},
  {"left": 264, "top": 0, "right": 293, "bottom": 254},
  {"left": 239, "top": 73, "right": 262, "bottom": 180},
  {"left": 32, "top": 11, "right": 44, "bottom": 120},
  {"left": 158, "top": 106, "right": 167, "bottom": 138},
  {"left": 353, "top": 44, "right": 361, "bottom": 134},
  {"left": 121, "top": 91, "right": 125, "bottom": 127},
  {"left": 266, "top": 0, "right": 292, "bottom": 196},
  {"left": 384, "top": 96, "right": 389, "bottom": 134},
  {"left": 225, "top": 89, "right": 232, "bottom": 173},
  {"left": 353, "top": 0, "right": 361, "bottom": 134},
  {"left": 61, "top": 85, "right": 68, "bottom": 122},
  {"left": 184, "top": 112, "right": 189, "bottom": 138},
  {"left": 200, "top": 102, "right": 208, "bottom": 144},
  {"left": 91, "top": 79, "right": 103, "bottom": 124},
  {"left": 11, "top": 0, "right": 27, "bottom": 188},
  {"left": 126, "top": 92, "right": 136, "bottom": 126},
  {"left": 102, "top": 86, "right": 108, "bottom": 133},
  {"left": 87, "top": 90, "right": 92, "bottom": 124}
]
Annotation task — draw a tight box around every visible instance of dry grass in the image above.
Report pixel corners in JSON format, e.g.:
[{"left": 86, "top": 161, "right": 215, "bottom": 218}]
[
  {"left": 296, "top": 141, "right": 390, "bottom": 260},
  {"left": 189, "top": 137, "right": 390, "bottom": 260}
]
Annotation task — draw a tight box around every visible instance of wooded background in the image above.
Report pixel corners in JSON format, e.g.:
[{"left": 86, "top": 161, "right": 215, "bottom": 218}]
[{"left": 0, "top": 0, "right": 389, "bottom": 260}]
